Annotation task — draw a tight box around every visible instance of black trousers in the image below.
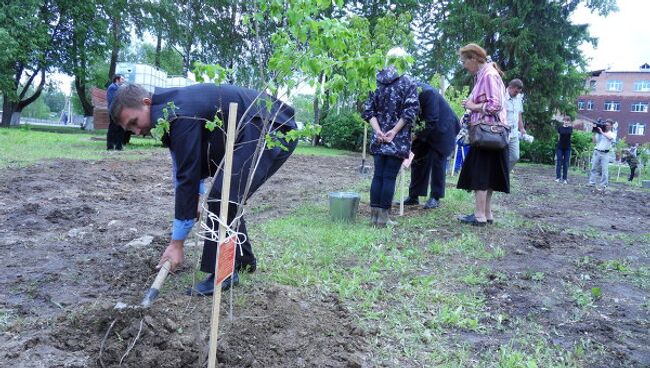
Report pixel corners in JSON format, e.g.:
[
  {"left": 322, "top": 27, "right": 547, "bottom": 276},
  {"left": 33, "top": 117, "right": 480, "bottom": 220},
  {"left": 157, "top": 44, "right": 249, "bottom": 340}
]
[
  {"left": 200, "top": 123, "right": 297, "bottom": 274},
  {"left": 106, "top": 118, "right": 125, "bottom": 150},
  {"left": 408, "top": 138, "right": 448, "bottom": 200}
]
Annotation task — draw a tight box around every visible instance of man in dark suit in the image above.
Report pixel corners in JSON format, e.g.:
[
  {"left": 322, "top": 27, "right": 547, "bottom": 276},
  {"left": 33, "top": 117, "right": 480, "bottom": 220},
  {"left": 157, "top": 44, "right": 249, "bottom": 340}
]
[
  {"left": 111, "top": 83, "right": 298, "bottom": 295},
  {"left": 403, "top": 83, "right": 460, "bottom": 209},
  {"left": 106, "top": 74, "right": 125, "bottom": 150}
]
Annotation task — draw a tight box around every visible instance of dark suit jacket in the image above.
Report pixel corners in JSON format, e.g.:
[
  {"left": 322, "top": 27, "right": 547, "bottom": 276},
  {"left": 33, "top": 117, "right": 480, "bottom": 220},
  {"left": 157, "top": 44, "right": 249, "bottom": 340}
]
[
  {"left": 106, "top": 82, "right": 119, "bottom": 109},
  {"left": 150, "top": 83, "right": 297, "bottom": 221},
  {"left": 416, "top": 83, "right": 460, "bottom": 156}
]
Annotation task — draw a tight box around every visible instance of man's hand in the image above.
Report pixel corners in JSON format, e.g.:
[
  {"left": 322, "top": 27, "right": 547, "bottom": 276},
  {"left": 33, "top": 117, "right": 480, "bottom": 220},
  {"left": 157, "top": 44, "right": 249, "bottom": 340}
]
[{"left": 158, "top": 239, "right": 184, "bottom": 271}]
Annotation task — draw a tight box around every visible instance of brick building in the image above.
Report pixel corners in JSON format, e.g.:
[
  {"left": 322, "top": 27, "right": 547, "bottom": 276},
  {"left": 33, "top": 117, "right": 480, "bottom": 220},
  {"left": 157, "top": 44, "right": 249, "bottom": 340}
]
[{"left": 576, "top": 63, "right": 650, "bottom": 145}]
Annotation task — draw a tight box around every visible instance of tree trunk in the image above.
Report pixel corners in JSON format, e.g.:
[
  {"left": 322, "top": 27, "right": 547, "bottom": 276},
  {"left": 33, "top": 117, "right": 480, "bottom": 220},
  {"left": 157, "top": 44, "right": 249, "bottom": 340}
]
[
  {"left": 108, "top": 16, "right": 120, "bottom": 82},
  {"left": 10, "top": 111, "right": 22, "bottom": 126},
  {"left": 155, "top": 29, "right": 162, "bottom": 68},
  {"left": 74, "top": 78, "right": 94, "bottom": 116},
  {"left": 312, "top": 93, "right": 321, "bottom": 146},
  {"left": 1, "top": 68, "right": 46, "bottom": 127},
  {"left": 1, "top": 99, "right": 17, "bottom": 127}
]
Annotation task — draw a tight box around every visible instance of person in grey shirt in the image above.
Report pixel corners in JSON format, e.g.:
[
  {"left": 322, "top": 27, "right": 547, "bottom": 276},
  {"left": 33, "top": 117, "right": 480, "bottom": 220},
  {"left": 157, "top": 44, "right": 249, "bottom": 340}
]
[
  {"left": 588, "top": 119, "right": 615, "bottom": 189},
  {"left": 504, "top": 79, "right": 527, "bottom": 171}
]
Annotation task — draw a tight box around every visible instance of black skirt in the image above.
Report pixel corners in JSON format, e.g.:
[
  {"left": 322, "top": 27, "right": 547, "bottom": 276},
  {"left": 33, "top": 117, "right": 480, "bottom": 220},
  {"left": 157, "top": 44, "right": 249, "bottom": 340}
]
[{"left": 456, "top": 146, "right": 510, "bottom": 193}]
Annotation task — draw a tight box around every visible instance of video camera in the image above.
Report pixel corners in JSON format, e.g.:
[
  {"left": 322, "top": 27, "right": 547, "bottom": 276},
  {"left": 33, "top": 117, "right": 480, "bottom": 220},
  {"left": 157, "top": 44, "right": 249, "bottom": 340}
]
[{"left": 592, "top": 118, "right": 609, "bottom": 133}]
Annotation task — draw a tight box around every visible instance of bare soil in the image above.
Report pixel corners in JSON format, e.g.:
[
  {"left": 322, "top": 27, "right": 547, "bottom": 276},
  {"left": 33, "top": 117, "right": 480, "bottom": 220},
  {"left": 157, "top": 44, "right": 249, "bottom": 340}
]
[{"left": 0, "top": 152, "right": 648, "bottom": 367}]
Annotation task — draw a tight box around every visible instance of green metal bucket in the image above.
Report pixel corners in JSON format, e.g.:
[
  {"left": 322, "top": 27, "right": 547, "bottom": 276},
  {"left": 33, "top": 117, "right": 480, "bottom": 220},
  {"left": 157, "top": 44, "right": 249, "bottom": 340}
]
[{"left": 328, "top": 192, "right": 360, "bottom": 222}]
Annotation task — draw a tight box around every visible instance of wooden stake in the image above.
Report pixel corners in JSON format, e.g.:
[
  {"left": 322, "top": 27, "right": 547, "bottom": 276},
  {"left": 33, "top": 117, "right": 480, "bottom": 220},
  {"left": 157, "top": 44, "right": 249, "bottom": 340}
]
[
  {"left": 399, "top": 168, "right": 405, "bottom": 216},
  {"left": 362, "top": 123, "right": 367, "bottom": 161},
  {"left": 451, "top": 144, "right": 458, "bottom": 176},
  {"left": 208, "top": 103, "right": 238, "bottom": 368}
]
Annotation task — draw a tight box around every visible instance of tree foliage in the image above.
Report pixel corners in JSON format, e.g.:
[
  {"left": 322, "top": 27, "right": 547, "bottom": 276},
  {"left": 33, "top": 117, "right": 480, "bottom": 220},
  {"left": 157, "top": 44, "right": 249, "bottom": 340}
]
[{"left": 429, "top": 0, "right": 617, "bottom": 138}]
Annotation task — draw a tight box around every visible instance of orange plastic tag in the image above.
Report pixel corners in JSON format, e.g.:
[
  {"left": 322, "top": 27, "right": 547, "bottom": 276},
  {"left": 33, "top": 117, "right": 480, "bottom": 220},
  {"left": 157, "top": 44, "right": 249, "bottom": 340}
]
[{"left": 215, "top": 235, "right": 236, "bottom": 285}]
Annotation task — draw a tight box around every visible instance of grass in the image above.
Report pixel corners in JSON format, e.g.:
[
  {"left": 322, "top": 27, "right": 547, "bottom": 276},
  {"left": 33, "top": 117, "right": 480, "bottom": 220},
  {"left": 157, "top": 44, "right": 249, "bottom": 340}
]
[
  {"left": 0, "top": 125, "right": 162, "bottom": 168},
  {"left": 238, "top": 182, "right": 589, "bottom": 366},
  {"left": 293, "top": 142, "right": 352, "bottom": 157},
  {"left": 2, "top": 128, "right": 641, "bottom": 366}
]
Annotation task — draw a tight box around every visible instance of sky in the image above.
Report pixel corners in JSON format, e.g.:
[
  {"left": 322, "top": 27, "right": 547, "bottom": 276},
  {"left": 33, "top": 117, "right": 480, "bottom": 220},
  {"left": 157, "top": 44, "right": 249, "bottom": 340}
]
[
  {"left": 51, "top": 0, "right": 650, "bottom": 96},
  {"left": 570, "top": 0, "right": 650, "bottom": 71}
]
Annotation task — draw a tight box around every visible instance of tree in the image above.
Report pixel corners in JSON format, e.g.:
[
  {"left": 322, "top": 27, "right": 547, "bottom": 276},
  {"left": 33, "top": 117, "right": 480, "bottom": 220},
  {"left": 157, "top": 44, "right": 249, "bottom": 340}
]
[
  {"left": 57, "top": 0, "right": 110, "bottom": 116},
  {"left": 43, "top": 84, "right": 66, "bottom": 113},
  {"left": 430, "top": 0, "right": 618, "bottom": 138},
  {"left": 0, "top": 0, "right": 60, "bottom": 126},
  {"left": 289, "top": 93, "right": 315, "bottom": 125}
]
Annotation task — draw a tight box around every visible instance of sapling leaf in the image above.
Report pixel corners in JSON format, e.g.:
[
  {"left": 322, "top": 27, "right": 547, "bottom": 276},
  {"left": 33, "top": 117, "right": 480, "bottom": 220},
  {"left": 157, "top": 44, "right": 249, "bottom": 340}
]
[{"left": 591, "top": 287, "right": 602, "bottom": 300}]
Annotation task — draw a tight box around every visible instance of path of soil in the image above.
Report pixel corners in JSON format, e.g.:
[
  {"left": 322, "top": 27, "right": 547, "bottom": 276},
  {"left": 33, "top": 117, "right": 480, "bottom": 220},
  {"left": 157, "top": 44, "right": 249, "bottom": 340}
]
[
  {"left": 1, "top": 152, "right": 648, "bottom": 367},
  {"left": 0, "top": 151, "right": 367, "bottom": 368}
]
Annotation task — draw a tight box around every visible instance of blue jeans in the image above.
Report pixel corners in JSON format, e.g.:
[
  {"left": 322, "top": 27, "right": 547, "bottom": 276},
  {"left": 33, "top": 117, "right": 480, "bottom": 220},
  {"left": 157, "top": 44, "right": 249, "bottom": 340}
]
[
  {"left": 555, "top": 148, "right": 571, "bottom": 180},
  {"left": 371, "top": 155, "right": 403, "bottom": 209}
]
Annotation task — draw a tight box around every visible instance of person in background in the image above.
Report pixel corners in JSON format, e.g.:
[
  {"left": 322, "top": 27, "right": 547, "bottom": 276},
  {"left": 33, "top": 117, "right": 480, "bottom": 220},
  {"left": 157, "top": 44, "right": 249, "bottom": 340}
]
[
  {"left": 456, "top": 43, "right": 509, "bottom": 226},
  {"left": 106, "top": 74, "right": 125, "bottom": 150},
  {"left": 362, "top": 47, "right": 420, "bottom": 227},
  {"left": 402, "top": 83, "right": 460, "bottom": 209},
  {"left": 624, "top": 143, "right": 639, "bottom": 182},
  {"left": 555, "top": 116, "right": 573, "bottom": 184},
  {"left": 504, "top": 78, "right": 527, "bottom": 171},
  {"left": 588, "top": 119, "right": 615, "bottom": 190}
]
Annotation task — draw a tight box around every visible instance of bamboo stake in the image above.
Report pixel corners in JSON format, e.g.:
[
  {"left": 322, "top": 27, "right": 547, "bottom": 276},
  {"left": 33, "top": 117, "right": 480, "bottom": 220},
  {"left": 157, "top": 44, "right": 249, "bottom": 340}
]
[
  {"left": 399, "top": 168, "right": 405, "bottom": 216},
  {"left": 451, "top": 144, "right": 459, "bottom": 176},
  {"left": 362, "top": 123, "right": 367, "bottom": 161},
  {"left": 208, "top": 103, "right": 238, "bottom": 368}
]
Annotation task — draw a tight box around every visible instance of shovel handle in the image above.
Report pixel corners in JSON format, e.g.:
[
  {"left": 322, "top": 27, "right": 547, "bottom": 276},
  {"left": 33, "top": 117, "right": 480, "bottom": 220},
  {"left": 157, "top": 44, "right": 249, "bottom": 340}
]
[
  {"left": 141, "top": 260, "right": 172, "bottom": 307},
  {"left": 151, "top": 260, "right": 172, "bottom": 290}
]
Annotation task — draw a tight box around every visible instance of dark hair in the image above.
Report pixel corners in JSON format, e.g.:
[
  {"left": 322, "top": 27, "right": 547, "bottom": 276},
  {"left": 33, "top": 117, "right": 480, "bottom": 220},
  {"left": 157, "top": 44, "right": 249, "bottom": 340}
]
[
  {"left": 508, "top": 79, "right": 524, "bottom": 89},
  {"left": 112, "top": 74, "right": 123, "bottom": 83},
  {"left": 110, "top": 84, "right": 151, "bottom": 124}
]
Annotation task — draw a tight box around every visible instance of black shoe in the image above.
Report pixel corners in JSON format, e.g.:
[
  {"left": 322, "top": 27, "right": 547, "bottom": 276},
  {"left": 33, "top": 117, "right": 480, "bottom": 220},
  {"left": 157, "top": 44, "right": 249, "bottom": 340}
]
[
  {"left": 399, "top": 196, "right": 419, "bottom": 206},
  {"left": 487, "top": 219, "right": 494, "bottom": 225},
  {"left": 186, "top": 273, "right": 240, "bottom": 296},
  {"left": 458, "top": 214, "right": 487, "bottom": 227},
  {"left": 423, "top": 198, "right": 439, "bottom": 209}
]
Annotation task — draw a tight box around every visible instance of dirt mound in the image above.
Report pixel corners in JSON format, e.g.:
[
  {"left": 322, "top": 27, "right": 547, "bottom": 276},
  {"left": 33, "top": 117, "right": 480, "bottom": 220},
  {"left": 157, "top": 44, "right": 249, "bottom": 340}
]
[{"left": 2, "top": 284, "right": 367, "bottom": 368}]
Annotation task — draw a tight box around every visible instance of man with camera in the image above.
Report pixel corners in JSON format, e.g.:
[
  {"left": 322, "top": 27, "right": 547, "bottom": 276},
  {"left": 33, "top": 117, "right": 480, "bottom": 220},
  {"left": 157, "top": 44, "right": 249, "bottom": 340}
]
[{"left": 588, "top": 118, "right": 615, "bottom": 189}]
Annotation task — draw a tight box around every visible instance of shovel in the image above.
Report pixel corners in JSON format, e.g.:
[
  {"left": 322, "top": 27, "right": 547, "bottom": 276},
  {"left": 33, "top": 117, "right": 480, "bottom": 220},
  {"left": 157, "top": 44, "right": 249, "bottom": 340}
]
[
  {"left": 114, "top": 259, "right": 172, "bottom": 310},
  {"left": 140, "top": 260, "right": 172, "bottom": 307}
]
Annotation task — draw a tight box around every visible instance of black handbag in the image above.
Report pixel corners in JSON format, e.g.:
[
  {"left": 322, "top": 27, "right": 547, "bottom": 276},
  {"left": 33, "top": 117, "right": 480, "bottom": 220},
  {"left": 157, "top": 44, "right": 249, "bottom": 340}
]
[{"left": 468, "top": 117, "right": 510, "bottom": 150}]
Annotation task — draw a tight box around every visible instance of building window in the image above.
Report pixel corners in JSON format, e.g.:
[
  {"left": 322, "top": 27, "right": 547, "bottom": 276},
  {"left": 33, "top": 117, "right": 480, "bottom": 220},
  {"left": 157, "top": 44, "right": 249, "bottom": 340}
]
[
  {"left": 604, "top": 101, "right": 620, "bottom": 111},
  {"left": 578, "top": 100, "right": 585, "bottom": 110},
  {"left": 606, "top": 80, "right": 623, "bottom": 91},
  {"left": 634, "top": 81, "right": 650, "bottom": 92},
  {"left": 587, "top": 100, "right": 593, "bottom": 110},
  {"left": 631, "top": 102, "right": 649, "bottom": 112},
  {"left": 628, "top": 123, "right": 646, "bottom": 135},
  {"left": 589, "top": 80, "right": 596, "bottom": 91}
]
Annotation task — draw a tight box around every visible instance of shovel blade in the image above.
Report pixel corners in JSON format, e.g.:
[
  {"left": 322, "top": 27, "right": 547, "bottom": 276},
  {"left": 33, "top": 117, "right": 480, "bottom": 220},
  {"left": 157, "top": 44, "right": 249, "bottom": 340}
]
[{"left": 141, "top": 288, "right": 160, "bottom": 308}]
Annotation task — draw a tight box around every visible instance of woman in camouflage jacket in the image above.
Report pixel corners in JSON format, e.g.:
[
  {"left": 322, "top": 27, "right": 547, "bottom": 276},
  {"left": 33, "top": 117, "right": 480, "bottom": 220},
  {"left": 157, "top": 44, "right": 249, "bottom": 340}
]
[{"left": 362, "top": 52, "right": 420, "bottom": 227}]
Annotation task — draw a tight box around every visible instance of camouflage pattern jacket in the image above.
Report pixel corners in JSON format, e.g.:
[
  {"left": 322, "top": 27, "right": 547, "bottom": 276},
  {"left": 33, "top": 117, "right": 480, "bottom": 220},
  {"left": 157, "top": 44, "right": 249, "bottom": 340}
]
[{"left": 362, "top": 66, "right": 420, "bottom": 159}]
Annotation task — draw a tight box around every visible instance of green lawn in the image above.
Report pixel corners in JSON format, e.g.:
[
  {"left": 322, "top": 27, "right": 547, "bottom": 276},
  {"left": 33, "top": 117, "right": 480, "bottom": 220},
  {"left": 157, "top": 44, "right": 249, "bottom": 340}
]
[{"left": 0, "top": 125, "right": 160, "bottom": 168}]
